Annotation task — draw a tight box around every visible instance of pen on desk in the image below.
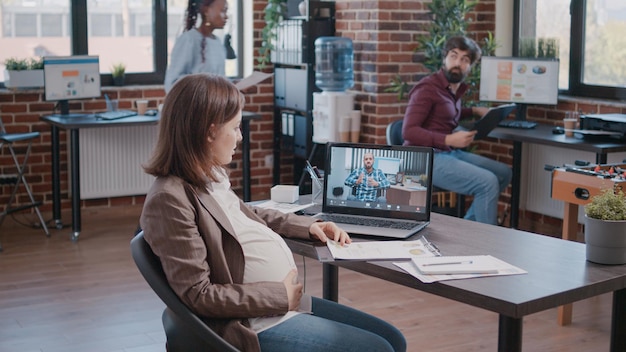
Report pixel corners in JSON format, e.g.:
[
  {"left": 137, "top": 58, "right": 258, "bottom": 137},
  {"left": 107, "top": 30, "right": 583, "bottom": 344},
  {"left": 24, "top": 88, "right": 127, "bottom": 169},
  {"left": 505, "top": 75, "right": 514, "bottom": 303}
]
[
  {"left": 104, "top": 94, "right": 112, "bottom": 112},
  {"left": 422, "top": 260, "right": 473, "bottom": 266},
  {"left": 305, "top": 160, "right": 316, "bottom": 174},
  {"left": 305, "top": 160, "right": 323, "bottom": 187},
  {"left": 312, "top": 166, "right": 322, "bottom": 178}
]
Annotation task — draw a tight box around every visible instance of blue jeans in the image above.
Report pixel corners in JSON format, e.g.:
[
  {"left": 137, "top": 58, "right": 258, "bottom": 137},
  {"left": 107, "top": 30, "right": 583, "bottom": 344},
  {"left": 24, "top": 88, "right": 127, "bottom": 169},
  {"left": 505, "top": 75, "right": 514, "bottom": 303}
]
[
  {"left": 257, "top": 297, "right": 406, "bottom": 352},
  {"left": 433, "top": 149, "right": 511, "bottom": 225}
]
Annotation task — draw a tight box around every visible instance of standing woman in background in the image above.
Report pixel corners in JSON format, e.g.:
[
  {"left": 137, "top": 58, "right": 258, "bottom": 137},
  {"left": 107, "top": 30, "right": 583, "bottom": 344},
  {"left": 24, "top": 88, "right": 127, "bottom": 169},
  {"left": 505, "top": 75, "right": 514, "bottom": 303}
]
[{"left": 164, "top": 0, "right": 229, "bottom": 92}]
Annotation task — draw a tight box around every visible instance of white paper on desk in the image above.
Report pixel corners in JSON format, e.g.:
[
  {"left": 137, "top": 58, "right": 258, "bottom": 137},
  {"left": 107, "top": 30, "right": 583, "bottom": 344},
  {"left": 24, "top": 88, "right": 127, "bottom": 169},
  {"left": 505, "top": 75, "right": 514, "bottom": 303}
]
[
  {"left": 412, "top": 255, "right": 500, "bottom": 275},
  {"left": 394, "top": 257, "right": 527, "bottom": 283},
  {"left": 254, "top": 200, "right": 314, "bottom": 214},
  {"left": 327, "top": 238, "right": 439, "bottom": 261},
  {"left": 235, "top": 71, "right": 273, "bottom": 90}
]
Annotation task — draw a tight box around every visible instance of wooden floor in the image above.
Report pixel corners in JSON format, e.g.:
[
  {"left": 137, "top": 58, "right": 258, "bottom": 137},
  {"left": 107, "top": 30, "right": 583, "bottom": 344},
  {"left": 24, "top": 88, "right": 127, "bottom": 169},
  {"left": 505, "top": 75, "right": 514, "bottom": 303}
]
[{"left": 0, "top": 205, "right": 613, "bottom": 352}]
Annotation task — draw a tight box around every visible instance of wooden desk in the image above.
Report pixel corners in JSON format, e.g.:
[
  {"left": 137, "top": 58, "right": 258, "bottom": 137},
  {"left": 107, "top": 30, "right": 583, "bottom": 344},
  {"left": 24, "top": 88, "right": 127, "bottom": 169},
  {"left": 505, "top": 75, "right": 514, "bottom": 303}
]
[
  {"left": 285, "top": 212, "right": 626, "bottom": 352},
  {"left": 488, "top": 123, "right": 626, "bottom": 229},
  {"left": 386, "top": 185, "right": 427, "bottom": 206},
  {"left": 41, "top": 111, "right": 259, "bottom": 241}
]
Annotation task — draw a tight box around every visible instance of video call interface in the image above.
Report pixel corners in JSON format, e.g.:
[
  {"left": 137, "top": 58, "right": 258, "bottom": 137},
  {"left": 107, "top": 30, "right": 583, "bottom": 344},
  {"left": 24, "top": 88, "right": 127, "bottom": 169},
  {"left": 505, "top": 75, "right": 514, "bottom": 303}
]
[{"left": 323, "top": 145, "right": 432, "bottom": 215}]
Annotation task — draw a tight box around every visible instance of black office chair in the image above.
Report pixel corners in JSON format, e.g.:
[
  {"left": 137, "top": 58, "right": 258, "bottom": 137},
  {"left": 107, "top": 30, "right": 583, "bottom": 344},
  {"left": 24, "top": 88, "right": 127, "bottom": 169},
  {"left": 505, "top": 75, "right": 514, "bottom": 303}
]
[
  {"left": 130, "top": 231, "right": 240, "bottom": 352},
  {"left": 386, "top": 119, "right": 465, "bottom": 218},
  {"left": 0, "top": 118, "right": 50, "bottom": 252}
]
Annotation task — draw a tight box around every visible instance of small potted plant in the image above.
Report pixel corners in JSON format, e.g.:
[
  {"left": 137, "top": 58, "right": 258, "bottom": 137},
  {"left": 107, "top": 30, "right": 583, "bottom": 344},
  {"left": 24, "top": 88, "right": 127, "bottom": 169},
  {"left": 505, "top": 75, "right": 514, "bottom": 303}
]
[
  {"left": 4, "top": 57, "right": 45, "bottom": 89},
  {"left": 257, "top": 0, "right": 287, "bottom": 68},
  {"left": 111, "top": 62, "right": 126, "bottom": 86},
  {"left": 584, "top": 189, "right": 626, "bottom": 264}
]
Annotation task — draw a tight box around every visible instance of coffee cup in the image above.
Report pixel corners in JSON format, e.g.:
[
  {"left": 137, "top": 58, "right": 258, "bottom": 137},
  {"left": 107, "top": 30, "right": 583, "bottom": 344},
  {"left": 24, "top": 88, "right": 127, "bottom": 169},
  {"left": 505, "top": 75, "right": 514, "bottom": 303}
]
[
  {"left": 136, "top": 100, "right": 149, "bottom": 115},
  {"left": 563, "top": 111, "right": 578, "bottom": 137}
]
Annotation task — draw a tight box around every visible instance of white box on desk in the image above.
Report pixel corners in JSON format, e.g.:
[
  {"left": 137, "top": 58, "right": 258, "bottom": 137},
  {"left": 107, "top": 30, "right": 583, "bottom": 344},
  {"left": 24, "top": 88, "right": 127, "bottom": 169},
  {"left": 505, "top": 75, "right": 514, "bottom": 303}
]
[{"left": 271, "top": 185, "right": 299, "bottom": 203}]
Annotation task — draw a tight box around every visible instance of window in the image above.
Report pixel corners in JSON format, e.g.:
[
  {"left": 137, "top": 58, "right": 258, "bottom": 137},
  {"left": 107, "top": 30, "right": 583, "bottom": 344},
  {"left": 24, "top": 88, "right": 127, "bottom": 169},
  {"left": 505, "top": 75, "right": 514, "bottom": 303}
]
[
  {"left": 41, "top": 14, "right": 64, "bottom": 37},
  {"left": 516, "top": 0, "right": 626, "bottom": 100},
  {"left": 1, "top": 0, "right": 245, "bottom": 86}
]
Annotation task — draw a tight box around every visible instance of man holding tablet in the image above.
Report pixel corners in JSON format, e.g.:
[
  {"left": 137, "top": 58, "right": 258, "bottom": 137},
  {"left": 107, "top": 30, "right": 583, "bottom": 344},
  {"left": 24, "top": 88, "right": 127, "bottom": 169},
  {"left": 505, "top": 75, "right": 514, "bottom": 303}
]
[{"left": 402, "top": 36, "right": 512, "bottom": 225}]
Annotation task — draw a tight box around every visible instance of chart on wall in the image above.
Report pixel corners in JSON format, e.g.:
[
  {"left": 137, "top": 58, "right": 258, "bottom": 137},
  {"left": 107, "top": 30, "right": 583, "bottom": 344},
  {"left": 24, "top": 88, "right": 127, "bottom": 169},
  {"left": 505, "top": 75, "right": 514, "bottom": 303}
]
[{"left": 479, "top": 56, "right": 559, "bottom": 106}]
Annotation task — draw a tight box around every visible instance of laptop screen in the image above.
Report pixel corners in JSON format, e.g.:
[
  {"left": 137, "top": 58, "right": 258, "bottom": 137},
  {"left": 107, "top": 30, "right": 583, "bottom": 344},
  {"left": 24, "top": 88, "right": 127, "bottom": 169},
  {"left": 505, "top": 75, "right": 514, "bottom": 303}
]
[{"left": 322, "top": 143, "right": 434, "bottom": 222}]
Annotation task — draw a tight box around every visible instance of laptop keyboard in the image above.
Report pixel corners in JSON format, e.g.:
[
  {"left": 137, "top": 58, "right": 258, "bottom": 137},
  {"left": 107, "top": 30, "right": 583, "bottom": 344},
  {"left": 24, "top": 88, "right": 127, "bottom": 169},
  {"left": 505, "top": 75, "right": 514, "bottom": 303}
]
[
  {"left": 96, "top": 110, "right": 138, "bottom": 120},
  {"left": 316, "top": 214, "right": 417, "bottom": 230},
  {"left": 498, "top": 120, "right": 537, "bottom": 129}
]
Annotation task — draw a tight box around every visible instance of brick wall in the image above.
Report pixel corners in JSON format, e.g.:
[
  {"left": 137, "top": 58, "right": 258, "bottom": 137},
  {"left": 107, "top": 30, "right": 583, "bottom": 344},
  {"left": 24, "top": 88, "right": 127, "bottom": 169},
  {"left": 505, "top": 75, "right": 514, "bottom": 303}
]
[
  {"left": 0, "top": 83, "right": 276, "bottom": 216},
  {"left": 2, "top": 0, "right": 626, "bottom": 238}
]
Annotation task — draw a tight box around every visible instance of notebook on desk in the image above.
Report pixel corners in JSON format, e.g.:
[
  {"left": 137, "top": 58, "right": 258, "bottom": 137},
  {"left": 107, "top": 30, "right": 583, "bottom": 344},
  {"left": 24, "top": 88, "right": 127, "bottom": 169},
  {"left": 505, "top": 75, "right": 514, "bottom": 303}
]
[{"left": 312, "top": 142, "right": 434, "bottom": 239}]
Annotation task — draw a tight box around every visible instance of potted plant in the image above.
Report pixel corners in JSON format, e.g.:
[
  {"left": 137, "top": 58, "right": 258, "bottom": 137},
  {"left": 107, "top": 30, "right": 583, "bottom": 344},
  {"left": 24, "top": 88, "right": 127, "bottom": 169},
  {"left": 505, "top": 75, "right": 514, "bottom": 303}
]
[
  {"left": 385, "top": 0, "right": 497, "bottom": 104},
  {"left": 257, "top": 0, "right": 287, "bottom": 68},
  {"left": 584, "top": 189, "right": 626, "bottom": 264},
  {"left": 111, "top": 62, "right": 126, "bottom": 86},
  {"left": 4, "top": 57, "right": 45, "bottom": 89}
]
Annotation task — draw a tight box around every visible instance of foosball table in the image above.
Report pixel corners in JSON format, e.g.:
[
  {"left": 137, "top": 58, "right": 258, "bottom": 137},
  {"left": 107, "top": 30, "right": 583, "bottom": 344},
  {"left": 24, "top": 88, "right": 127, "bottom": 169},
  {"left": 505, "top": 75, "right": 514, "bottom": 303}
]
[
  {"left": 549, "top": 162, "right": 626, "bottom": 325},
  {"left": 551, "top": 163, "right": 626, "bottom": 239}
]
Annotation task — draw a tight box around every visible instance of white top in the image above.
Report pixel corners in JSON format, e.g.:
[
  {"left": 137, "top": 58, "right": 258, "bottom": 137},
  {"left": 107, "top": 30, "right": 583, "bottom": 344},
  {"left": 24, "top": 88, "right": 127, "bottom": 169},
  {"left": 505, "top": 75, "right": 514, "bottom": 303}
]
[
  {"left": 164, "top": 29, "right": 226, "bottom": 92},
  {"left": 209, "top": 171, "right": 310, "bottom": 332}
]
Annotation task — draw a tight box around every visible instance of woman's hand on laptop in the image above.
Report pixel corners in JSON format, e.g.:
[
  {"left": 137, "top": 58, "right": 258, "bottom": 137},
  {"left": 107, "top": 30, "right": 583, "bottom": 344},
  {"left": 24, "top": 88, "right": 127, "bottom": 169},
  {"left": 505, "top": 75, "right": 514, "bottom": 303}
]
[{"left": 309, "top": 222, "right": 351, "bottom": 246}]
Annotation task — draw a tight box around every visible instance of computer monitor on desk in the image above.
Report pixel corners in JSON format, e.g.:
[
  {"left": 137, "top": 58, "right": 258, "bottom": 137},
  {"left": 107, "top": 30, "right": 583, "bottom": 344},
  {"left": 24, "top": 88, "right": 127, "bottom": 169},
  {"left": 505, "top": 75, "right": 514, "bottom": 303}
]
[
  {"left": 43, "top": 55, "right": 101, "bottom": 118},
  {"left": 479, "top": 56, "right": 559, "bottom": 120}
]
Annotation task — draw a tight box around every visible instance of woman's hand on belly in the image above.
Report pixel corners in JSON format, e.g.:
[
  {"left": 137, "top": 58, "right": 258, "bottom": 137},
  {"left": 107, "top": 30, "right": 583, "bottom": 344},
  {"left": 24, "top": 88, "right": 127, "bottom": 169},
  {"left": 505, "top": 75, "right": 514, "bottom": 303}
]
[{"left": 282, "top": 269, "right": 303, "bottom": 311}]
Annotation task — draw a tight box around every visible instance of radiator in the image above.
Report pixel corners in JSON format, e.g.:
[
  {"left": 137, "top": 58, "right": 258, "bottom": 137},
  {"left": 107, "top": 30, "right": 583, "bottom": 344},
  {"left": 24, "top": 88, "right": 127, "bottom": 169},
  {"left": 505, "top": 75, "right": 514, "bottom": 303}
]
[
  {"left": 523, "top": 144, "right": 626, "bottom": 222},
  {"left": 76, "top": 125, "right": 158, "bottom": 199}
]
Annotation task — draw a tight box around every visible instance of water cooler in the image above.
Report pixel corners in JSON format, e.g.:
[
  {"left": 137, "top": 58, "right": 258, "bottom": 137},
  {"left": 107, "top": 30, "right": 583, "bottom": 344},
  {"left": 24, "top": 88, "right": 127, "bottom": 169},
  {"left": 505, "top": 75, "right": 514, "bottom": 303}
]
[{"left": 312, "top": 36, "right": 356, "bottom": 143}]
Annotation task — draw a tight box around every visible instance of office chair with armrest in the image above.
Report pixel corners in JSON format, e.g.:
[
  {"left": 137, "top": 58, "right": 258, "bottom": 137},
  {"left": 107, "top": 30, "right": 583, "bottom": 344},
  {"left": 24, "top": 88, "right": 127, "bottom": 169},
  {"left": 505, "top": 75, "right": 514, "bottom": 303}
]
[
  {"left": 130, "top": 231, "right": 240, "bottom": 352},
  {"left": 386, "top": 119, "right": 465, "bottom": 218},
  {"left": 0, "top": 118, "right": 50, "bottom": 252}
]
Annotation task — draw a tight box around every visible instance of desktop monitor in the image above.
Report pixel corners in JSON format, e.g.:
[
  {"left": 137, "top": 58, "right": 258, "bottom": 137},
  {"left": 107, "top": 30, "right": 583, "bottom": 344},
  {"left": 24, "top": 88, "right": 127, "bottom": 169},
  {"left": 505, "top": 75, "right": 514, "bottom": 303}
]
[
  {"left": 479, "top": 56, "right": 559, "bottom": 106},
  {"left": 43, "top": 55, "right": 101, "bottom": 117}
]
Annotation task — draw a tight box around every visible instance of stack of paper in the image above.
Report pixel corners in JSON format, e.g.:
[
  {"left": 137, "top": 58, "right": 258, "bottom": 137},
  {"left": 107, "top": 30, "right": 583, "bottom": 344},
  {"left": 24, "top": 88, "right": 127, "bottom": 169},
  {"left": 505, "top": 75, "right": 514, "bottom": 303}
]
[
  {"left": 254, "top": 200, "right": 314, "bottom": 214},
  {"left": 395, "top": 255, "right": 527, "bottom": 283},
  {"left": 326, "top": 237, "right": 439, "bottom": 261},
  {"left": 412, "top": 255, "right": 499, "bottom": 275}
]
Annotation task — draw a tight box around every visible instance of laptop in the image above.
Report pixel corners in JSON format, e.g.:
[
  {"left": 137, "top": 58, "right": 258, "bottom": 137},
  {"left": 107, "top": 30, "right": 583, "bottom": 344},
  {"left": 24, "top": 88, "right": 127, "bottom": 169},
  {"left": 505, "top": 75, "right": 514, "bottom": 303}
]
[
  {"left": 313, "top": 142, "right": 434, "bottom": 239},
  {"left": 458, "top": 103, "right": 517, "bottom": 139}
]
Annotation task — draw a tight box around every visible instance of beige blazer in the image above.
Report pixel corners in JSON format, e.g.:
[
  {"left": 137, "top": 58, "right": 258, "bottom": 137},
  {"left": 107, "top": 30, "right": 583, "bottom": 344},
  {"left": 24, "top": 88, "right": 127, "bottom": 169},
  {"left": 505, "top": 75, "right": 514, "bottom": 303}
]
[{"left": 140, "top": 176, "right": 317, "bottom": 351}]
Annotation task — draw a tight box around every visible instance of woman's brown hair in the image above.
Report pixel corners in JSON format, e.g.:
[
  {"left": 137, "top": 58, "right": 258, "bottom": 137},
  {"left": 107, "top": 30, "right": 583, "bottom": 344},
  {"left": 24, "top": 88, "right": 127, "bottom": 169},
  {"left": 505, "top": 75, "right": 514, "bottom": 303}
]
[{"left": 143, "top": 73, "right": 245, "bottom": 187}]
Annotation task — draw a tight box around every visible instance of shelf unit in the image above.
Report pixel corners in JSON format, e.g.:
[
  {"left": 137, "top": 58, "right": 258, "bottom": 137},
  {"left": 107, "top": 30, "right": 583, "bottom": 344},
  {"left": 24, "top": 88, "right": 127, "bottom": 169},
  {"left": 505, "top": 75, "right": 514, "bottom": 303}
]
[{"left": 272, "top": 0, "right": 335, "bottom": 192}]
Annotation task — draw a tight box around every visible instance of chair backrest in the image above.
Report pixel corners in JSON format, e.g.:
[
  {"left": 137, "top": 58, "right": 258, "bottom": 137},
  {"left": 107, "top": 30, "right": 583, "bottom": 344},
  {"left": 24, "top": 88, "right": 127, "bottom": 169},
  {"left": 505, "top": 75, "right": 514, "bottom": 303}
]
[
  {"left": 130, "top": 231, "right": 239, "bottom": 352},
  {"left": 386, "top": 119, "right": 404, "bottom": 145}
]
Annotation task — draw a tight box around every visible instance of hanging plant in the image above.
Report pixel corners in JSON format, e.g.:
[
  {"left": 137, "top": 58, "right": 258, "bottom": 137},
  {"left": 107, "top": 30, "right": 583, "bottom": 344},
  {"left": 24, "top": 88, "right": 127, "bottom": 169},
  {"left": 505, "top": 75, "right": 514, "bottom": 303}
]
[{"left": 257, "top": 0, "right": 287, "bottom": 68}]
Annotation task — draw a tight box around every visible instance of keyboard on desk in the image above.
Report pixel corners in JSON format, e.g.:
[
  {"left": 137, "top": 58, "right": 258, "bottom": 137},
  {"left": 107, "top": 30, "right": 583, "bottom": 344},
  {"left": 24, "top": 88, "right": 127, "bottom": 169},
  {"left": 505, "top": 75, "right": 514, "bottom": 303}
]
[
  {"left": 498, "top": 120, "right": 537, "bottom": 129},
  {"left": 316, "top": 213, "right": 417, "bottom": 230},
  {"left": 96, "top": 110, "right": 138, "bottom": 120}
]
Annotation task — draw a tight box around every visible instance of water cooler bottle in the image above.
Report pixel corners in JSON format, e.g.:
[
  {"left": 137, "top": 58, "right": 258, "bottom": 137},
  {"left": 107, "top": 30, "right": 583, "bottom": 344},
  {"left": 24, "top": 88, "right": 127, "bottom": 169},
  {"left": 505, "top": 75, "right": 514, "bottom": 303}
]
[{"left": 312, "top": 36, "right": 356, "bottom": 143}]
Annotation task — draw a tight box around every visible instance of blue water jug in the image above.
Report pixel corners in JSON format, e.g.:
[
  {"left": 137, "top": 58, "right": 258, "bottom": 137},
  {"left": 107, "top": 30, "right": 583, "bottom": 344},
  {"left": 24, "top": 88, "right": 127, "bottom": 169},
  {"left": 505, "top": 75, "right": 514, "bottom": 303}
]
[{"left": 315, "top": 37, "right": 354, "bottom": 92}]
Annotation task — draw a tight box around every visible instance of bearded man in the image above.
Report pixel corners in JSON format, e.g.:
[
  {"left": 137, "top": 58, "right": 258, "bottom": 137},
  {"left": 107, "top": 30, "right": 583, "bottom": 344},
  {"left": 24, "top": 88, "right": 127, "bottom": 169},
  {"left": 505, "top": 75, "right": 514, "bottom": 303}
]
[{"left": 402, "top": 36, "right": 511, "bottom": 225}]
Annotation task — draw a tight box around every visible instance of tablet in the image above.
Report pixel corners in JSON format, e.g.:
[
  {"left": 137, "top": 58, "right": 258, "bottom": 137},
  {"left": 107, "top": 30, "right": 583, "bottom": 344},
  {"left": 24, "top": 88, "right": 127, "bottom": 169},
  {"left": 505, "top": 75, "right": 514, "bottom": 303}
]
[{"left": 459, "top": 103, "right": 517, "bottom": 140}]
